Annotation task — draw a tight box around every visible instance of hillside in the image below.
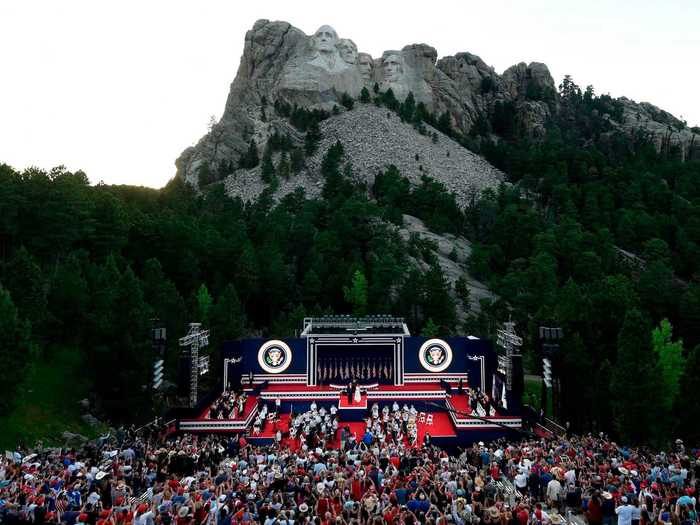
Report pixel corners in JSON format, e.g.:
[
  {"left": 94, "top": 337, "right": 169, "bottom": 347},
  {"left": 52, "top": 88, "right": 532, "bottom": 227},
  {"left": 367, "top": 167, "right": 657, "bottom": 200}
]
[{"left": 224, "top": 104, "right": 504, "bottom": 205}]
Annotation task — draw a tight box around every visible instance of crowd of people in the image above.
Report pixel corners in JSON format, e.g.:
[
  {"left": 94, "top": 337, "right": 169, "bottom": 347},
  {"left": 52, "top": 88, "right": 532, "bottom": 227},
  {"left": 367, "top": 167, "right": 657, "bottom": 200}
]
[
  {"left": 206, "top": 393, "right": 249, "bottom": 421},
  {"left": 1, "top": 425, "right": 698, "bottom": 525},
  {"left": 238, "top": 398, "right": 430, "bottom": 450}
]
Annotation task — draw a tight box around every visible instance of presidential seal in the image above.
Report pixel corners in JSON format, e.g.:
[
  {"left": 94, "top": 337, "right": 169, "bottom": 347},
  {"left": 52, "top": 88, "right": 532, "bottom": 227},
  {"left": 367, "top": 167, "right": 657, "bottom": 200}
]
[
  {"left": 258, "top": 340, "right": 292, "bottom": 374},
  {"left": 418, "top": 338, "right": 453, "bottom": 372}
]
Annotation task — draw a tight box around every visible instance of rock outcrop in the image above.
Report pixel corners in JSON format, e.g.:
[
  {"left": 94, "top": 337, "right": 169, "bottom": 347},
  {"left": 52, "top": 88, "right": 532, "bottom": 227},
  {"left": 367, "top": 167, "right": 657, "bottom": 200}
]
[
  {"left": 398, "top": 214, "right": 497, "bottom": 321},
  {"left": 176, "top": 19, "right": 556, "bottom": 187},
  {"left": 224, "top": 104, "right": 505, "bottom": 206},
  {"left": 613, "top": 98, "right": 700, "bottom": 161},
  {"left": 177, "top": 19, "right": 700, "bottom": 189}
]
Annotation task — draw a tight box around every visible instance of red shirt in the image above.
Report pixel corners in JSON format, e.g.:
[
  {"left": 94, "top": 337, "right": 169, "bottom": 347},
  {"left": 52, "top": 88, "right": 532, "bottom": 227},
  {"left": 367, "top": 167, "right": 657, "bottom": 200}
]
[
  {"left": 352, "top": 479, "right": 362, "bottom": 500},
  {"left": 517, "top": 509, "right": 529, "bottom": 525}
]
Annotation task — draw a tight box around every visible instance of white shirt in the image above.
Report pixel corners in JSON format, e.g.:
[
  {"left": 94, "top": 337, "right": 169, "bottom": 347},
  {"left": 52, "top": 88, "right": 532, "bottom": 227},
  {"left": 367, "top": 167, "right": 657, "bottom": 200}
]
[
  {"left": 136, "top": 510, "right": 155, "bottom": 525},
  {"left": 615, "top": 505, "right": 636, "bottom": 525},
  {"left": 546, "top": 479, "right": 562, "bottom": 500},
  {"left": 564, "top": 469, "right": 576, "bottom": 486}
]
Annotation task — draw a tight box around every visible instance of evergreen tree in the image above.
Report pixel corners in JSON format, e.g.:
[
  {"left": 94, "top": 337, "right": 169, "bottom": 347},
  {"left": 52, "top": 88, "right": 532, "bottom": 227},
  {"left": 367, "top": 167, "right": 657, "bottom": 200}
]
[
  {"left": 437, "top": 111, "right": 453, "bottom": 136},
  {"left": 343, "top": 270, "right": 368, "bottom": 316},
  {"left": 89, "top": 190, "right": 129, "bottom": 258},
  {"left": 381, "top": 88, "right": 399, "bottom": 111},
  {"left": 611, "top": 309, "right": 664, "bottom": 444},
  {"left": 455, "top": 276, "right": 471, "bottom": 311},
  {"left": 278, "top": 152, "right": 291, "bottom": 180},
  {"left": 675, "top": 344, "right": 700, "bottom": 444},
  {"left": 421, "top": 318, "right": 439, "bottom": 338},
  {"left": 195, "top": 283, "right": 213, "bottom": 324},
  {"left": 48, "top": 252, "right": 88, "bottom": 338},
  {"left": 340, "top": 92, "right": 354, "bottom": 110},
  {"left": 359, "top": 87, "right": 370, "bottom": 103},
  {"left": 304, "top": 122, "right": 321, "bottom": 156},
  {"left": 423, "top": 262, "right": 457, "bottom": 332},
  {"left": 2, "top": 246, "right": 48, "bottom": 335},
  {"left": 401, "top": 92, "right": 416, "bottom": 122},
  {"left": 239, "top": 140, "right": 259, "bottom": 169},
  {"left": 651, "top": 319, "right": 685, "bottom": 412},
  {"left": 0, "top": 284, "right": 33, "bottom": 413},
  {"left": 260, "top": 146, "right": 276, "bottom": 184},
  {"left": 290, "top": 148, "right": 305, "bottom": 174},
  {"left": 302, "top": 269, "right": 322, "bottom": 306},
  {"left": 110, "top": 266, "right": 152, "bottom": 416},
  {"left": 210, "top": 283, "right": 246, "bottom": 343}
]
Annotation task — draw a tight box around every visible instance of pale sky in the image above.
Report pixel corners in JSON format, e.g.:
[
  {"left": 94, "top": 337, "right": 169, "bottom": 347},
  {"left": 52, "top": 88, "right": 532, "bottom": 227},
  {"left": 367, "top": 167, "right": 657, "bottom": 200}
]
[{"left": 1, "top": 0, "right": 698, "bottom": 188}]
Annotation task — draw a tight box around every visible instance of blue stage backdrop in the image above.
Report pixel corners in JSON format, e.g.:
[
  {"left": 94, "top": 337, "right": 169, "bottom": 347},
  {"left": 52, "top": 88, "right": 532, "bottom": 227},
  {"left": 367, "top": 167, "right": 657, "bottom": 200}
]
[
  {"left": 403, "top": 337, "right": 498, "bottom": 394},
  {"left": 221, "top": 336, "right": 498, "bottom": 394}
]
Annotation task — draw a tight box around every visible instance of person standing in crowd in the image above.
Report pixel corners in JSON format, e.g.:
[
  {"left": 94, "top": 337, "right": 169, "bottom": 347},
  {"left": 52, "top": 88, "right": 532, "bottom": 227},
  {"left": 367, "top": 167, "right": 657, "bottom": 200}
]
[{"left": 615, "top": 496, "right": 637, "bottom": 525}]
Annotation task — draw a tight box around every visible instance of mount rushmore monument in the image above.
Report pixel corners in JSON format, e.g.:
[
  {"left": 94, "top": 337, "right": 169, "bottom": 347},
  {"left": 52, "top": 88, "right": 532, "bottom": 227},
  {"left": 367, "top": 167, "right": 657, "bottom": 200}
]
[{"left": 176, "top": 20, "right": 699, "bottom": 192}]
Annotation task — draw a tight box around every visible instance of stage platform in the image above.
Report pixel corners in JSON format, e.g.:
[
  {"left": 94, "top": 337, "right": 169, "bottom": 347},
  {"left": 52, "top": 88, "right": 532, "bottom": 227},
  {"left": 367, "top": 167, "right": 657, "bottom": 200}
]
[
  {"left": 178, "top": 381, "right": 522, "bottom": 439},
  {"left": 248, "top": 411, "right": 457, "bottom": 450},
  {"left": 174, "top": 321, "right": 523, "bottom": 445}
]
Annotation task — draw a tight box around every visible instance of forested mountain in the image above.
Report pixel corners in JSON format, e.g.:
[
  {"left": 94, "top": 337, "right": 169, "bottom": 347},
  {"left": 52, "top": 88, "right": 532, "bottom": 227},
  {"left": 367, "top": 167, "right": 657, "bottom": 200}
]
[{"left": 2, "top": 20, "right": 700, "bottom": 448}]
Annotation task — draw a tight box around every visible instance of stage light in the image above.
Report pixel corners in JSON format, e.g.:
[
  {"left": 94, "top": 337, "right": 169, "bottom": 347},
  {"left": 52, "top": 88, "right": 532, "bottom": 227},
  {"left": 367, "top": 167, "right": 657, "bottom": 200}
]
[
  {"left": 542, "top": 358, "right": 552, "bottom": 388},
  {"left": 153, "top": 359, "right": 164, "bottom": 391}
]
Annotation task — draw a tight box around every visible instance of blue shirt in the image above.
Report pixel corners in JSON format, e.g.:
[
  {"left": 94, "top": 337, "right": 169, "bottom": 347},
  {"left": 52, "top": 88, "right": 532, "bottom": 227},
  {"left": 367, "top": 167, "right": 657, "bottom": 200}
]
[{"left": 395, "top": 488, "right": 409, "bottom": 505}]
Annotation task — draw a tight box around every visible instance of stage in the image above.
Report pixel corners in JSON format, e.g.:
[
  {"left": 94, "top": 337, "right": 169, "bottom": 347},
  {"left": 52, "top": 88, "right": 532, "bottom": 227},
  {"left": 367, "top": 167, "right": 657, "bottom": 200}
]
[{"left": 175, "top": 316, "right": 523, "bottom": 445}]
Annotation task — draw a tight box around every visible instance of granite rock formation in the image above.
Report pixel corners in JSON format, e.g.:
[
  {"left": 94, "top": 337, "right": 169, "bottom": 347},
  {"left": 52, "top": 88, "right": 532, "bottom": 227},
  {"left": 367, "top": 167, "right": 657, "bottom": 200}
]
[
  {"left": 177, "top": 19, "right": 700, "bottom": 188},
  {"left": 223, "top": 104, "right": 505, "bottom": 207}
]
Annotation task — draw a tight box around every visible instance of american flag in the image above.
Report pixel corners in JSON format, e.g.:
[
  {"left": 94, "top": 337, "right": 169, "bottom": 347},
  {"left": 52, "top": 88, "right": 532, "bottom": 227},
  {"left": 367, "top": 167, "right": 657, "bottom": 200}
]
[
  {"left": 129, "top": 488, "right": 152, "bottom": 505},
  {"left": 55, "top": 497, "right": 67, "bottom": 514}
]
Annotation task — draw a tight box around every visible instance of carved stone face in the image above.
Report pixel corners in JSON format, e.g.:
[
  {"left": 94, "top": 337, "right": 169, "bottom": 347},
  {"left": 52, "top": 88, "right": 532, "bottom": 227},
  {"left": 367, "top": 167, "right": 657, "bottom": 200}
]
[
  {"left": 313, "top": 25, "right": 338, "bottom": 54},
  {"left": 383, "top": 54, "right": 403, "bottom": 82},
  {"left": 337, "top": 39, "right": 358, "bottom": 64},
  {"left": 358, "top": 53, "right": 374, "bottom": 81}
]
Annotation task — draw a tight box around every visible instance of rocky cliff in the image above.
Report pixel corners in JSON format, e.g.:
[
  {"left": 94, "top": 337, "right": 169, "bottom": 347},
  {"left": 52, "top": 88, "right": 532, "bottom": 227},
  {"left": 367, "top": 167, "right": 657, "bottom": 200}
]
[
  {"left": 223, "top": 104, "right": 504, "bottom": 206},
  {"left": 176, "top": 19, "right": 700, "bottom": 190}
]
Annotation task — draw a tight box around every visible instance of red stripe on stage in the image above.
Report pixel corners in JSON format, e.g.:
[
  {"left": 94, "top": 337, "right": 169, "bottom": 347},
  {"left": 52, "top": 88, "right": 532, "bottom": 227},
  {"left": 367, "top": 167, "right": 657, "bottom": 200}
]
[{"left": 259, "top": 382, "right": 462, "bottom": 393}]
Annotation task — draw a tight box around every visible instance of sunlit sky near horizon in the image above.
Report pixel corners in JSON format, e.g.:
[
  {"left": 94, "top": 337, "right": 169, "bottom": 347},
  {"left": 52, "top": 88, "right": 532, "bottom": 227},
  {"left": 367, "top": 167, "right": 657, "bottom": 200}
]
[{"left": 1, "top": 0, "right": 698, "bottom": 188}]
